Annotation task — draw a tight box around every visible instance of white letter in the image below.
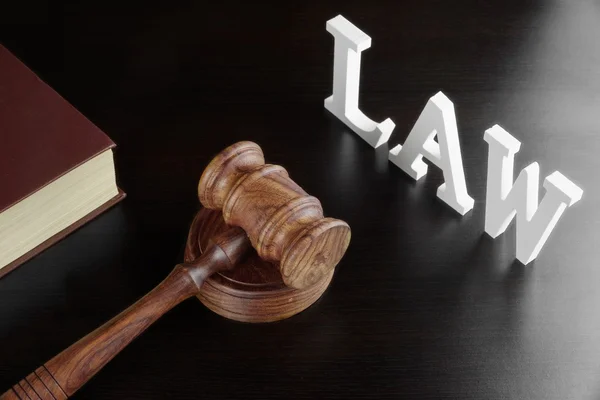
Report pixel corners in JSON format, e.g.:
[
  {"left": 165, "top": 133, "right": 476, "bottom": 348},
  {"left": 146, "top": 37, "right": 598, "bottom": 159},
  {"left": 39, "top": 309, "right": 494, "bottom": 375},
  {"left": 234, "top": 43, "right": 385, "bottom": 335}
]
[
  {"left": 324, "top": 15, "right": 395, "bottom": 148},
  {"left": 484, "top": 124, "right": 583, "bottom": 264},
  {"left": 388, "top": 92, "right": 474, "bottom": 215}
]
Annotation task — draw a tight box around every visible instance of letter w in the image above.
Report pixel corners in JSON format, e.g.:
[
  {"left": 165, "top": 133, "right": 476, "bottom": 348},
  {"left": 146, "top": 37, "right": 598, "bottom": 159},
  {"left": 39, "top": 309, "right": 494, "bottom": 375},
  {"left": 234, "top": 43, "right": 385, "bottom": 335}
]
[{"left": 484, "top": 125, "right": 583, "bottom": 264}]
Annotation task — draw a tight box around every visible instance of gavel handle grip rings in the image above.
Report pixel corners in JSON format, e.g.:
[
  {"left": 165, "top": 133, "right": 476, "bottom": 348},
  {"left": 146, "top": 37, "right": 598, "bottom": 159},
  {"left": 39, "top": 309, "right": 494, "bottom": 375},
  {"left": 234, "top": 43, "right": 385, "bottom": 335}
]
[{"left": 0, "top": 227, "right": 250, "bottom": 400}]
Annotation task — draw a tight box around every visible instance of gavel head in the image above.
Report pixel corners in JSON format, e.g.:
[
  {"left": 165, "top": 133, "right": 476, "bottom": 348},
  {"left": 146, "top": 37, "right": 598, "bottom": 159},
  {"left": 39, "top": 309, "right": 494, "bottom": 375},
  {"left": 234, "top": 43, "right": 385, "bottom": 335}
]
[{"left": 198, "top": 141, "right": 351, "bottom": 289}]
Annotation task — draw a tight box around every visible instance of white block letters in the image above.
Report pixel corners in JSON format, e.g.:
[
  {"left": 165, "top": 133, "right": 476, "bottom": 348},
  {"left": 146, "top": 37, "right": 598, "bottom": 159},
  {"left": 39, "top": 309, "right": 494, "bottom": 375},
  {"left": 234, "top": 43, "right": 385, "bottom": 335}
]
[
  {"left": 484, "top": 125, "right": 583, "bottom": 264},
  {"left": 324, "top": 15, "right": 583, "bottom": 264},
  {"left": 324, "top": 15, "right": 395, "bottom": 148},
  {"left": 388, "top": 92, "right": 474, "bottom": 215}
]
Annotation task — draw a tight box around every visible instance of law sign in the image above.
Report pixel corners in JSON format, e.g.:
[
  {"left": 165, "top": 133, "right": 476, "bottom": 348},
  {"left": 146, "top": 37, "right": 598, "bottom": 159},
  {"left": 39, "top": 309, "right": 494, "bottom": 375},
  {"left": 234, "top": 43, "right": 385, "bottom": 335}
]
[{"left": 325, "top": 15, "right": 583, "bottom": 265}]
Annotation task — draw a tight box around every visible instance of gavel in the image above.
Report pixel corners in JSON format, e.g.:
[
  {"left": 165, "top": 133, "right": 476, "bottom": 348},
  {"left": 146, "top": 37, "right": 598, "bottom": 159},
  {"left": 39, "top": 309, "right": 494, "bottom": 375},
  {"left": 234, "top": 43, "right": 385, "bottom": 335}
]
[{"left": 1, "top": 141, "right": 351, "bottom": 400}]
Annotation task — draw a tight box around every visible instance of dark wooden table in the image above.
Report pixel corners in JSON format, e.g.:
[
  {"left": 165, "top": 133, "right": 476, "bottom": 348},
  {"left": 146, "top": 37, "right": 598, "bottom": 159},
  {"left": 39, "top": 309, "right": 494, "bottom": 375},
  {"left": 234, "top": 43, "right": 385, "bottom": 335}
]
[{"left": 1, "top": 1, "right": 599, "bottom": 399}]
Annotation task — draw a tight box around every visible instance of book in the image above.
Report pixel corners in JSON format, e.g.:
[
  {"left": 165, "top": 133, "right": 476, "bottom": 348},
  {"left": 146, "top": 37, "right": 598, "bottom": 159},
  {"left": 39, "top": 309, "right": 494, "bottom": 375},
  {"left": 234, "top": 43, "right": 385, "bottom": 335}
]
[{"left": 0, "top": 45, "right": 125, "bottom": 279}]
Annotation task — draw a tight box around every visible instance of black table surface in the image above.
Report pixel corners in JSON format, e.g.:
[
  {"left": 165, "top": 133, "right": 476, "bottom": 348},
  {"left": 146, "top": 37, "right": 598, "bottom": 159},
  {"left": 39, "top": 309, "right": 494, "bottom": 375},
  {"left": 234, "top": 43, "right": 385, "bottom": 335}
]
[{"left": 1, "top": 1, "right": 599, "bottom": 399}]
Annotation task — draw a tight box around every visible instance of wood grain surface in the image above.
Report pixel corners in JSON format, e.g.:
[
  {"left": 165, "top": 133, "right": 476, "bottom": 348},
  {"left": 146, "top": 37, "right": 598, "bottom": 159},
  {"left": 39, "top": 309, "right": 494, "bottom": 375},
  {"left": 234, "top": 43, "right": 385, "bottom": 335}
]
[
  {"left": 1, "top": 227, "right": 251, "bottom": 399},
  {"left": 1, "top": 1, "right": 600, "bottom": 399},
  {"left": 0, "top": 139, "right": 351, "bottom": 398},
  {"left": 186, "top": 208, "right": 335, "bottom": 323},
  {"left": 199, "top": 141, "right": 350, "bottom": 289}
]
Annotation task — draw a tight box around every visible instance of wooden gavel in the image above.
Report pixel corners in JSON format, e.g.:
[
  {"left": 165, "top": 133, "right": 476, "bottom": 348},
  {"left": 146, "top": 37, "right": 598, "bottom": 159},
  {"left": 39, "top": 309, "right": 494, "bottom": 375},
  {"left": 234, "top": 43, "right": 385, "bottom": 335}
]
[{"left": 1, "top": 141, "right": 350, "bottom": 400}]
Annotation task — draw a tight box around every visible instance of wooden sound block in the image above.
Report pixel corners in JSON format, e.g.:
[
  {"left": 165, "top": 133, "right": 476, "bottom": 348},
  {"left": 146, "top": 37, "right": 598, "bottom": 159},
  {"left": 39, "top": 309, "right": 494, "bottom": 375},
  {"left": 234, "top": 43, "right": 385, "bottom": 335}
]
[{"left": 184, "top": 207, "right": 333, "bottom": 323}]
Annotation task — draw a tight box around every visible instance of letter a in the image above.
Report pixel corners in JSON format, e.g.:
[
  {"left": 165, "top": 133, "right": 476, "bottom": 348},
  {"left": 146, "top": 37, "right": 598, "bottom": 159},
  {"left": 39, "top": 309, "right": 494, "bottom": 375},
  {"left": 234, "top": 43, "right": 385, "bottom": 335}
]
[
  {"left": 388, "top": 92, "right": 474, "bottom": 215},
  {"left": 484, "top": 125, "right": 583, "bottom": 264},
  {"left": 324, "top": 15, "right": 395, "bottom": 148}
]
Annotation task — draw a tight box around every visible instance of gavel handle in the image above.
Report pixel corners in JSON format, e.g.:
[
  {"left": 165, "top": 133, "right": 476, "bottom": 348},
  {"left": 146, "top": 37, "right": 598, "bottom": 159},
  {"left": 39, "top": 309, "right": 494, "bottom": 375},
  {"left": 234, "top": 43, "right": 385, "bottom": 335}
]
[{"left": 1, "top": 227, "right": 250, "bottom": 400}]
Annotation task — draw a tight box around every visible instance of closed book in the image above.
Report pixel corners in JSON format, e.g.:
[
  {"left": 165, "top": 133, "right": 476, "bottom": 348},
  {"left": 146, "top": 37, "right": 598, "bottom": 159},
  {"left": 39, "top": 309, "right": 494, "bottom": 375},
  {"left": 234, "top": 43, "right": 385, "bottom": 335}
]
[{"left": 0, "top": 45, "right": 125, "bottom": 279}]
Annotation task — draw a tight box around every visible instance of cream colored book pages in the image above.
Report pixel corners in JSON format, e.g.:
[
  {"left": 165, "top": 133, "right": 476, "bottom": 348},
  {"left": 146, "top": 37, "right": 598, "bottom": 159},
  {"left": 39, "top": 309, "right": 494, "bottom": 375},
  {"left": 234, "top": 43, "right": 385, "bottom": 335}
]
[{"left": 0, "top": 150, "right": 118, "bottom": 269}]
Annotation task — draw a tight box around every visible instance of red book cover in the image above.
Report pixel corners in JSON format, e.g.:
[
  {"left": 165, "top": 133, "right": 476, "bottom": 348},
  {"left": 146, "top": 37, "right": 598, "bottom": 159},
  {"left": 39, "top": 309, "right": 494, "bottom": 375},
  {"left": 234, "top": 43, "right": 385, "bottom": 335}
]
[{"left": 0, "top": 45, "right": 125, "bottom": 278}]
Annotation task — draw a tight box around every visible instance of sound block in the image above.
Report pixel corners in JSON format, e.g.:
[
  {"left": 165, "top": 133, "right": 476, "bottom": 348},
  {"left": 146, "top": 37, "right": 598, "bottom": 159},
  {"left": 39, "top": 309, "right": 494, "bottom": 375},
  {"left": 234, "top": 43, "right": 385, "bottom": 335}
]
[{"left": 184, "top": 207, "right": 333, "bottom": 323}]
